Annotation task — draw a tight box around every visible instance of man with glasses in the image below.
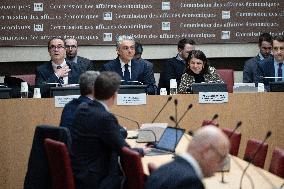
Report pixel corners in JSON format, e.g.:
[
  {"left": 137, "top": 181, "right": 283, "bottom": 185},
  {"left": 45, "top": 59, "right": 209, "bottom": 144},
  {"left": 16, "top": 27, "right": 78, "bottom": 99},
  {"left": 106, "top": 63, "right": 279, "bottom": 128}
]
[
  {"left": 145, "top": 126, "right": 229, "bottom": 189},
  {"left": 35, "top": 37, "right": 81, "bottom": 97},
  {"left": 243, "top": 33, "right": 273, "bottom": 83},
  {"left": 158, "top": 38, "right": 196, "bottom": 94},
  {"left": 65, "top": 38, "right": 95, "bottom": 73},
  {"left": 101, "top": 35, "right": 157, "bottom": 94},
  {"left": 256, "top": 35, "right": 284, "bottom": 90}
]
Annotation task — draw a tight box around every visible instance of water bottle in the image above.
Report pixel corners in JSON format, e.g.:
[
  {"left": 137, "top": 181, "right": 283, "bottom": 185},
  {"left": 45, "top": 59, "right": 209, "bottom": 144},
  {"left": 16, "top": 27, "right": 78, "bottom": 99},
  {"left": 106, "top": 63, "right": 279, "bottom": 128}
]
[
  {"left": 20, "top": 82, "right": 29, "bottom": 98},
  {"left": 170, "top": 79, "right": 177, "bottom": 95}
]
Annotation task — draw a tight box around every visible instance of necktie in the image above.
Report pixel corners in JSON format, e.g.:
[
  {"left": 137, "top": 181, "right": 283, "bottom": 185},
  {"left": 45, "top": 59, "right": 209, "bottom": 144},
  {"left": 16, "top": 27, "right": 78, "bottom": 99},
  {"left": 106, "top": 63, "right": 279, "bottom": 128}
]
[
  {"left": 277, "top": 63, "right": 283, "bottom": 81},
  {"left": 56, "top": 66, "right": 64, "bottom": 85},
  {"left": 124, "top": 64, "right": 130, "bottom": 81}
]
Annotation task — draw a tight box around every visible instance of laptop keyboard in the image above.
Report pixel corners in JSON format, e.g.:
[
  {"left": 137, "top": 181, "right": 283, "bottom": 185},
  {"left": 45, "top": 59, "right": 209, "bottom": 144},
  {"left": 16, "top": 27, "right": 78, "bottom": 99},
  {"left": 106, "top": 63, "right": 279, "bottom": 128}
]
[{"left": 145, "top": 148, "right": 173, "bottom": 156}]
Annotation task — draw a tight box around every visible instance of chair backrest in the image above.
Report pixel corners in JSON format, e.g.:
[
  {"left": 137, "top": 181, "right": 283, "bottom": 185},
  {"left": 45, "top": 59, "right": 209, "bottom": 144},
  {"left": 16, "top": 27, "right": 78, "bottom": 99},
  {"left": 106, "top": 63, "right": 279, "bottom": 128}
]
[
  {"left": 222, "top": 128, "right": 242, "bottom": 156},
  {"left": 201, "top": 120, "right": 219, "bottom": 127},
  {"left": 24, "top": 125, "right": 72, "bottom": 189},
  {"left": 216, "top": 69, "right": 234, "bottom": 93},
  {"left": 44, "top": 138, "right": 75, "bottom": 189},
  {"left": 147, "top": 162, "right": 158, "bottom": 174},
  {"left": 243, "top": 138, "right": 268, "bottom": 168},
  {"left": 121, "top": 147, "right": 146, "bottom": 189},
  {"left": 12, "top": 74, "right": 36, "bottom": 86},
  {"left": 269, "top": 147, "right": 284, "bottom": 178}
]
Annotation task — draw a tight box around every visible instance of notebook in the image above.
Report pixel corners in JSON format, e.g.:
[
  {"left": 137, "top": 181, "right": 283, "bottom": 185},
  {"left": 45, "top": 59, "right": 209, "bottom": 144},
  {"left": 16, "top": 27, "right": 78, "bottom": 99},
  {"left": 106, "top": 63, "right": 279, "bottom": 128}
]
[{"left": 145, "top": 127, "right": 185, "bottom": 156}]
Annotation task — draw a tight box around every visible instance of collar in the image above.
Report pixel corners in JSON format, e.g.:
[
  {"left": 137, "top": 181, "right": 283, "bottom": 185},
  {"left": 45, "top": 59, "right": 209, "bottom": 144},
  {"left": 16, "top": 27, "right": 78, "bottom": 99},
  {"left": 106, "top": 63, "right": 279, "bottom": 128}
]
[
  {"left": 180, "top": 153, "right": 204, "bottom": 179},
  {"left": 52, "top": 59, "right": 67, "bottom": 70},
  {"left": 96, "top": 100, "right": 110, "bottom": 112},
  {"left": 176, "top": 54, "right": 186, "bottom": 64},
  {"left": 67, "top": 56, "right": 78, "bottom": 63},
  {"left": 258, "top": 52, "right": 265, "bottom": 61},
  {"left": 119, "top": 57, "right": 131, "bottom": 69}
]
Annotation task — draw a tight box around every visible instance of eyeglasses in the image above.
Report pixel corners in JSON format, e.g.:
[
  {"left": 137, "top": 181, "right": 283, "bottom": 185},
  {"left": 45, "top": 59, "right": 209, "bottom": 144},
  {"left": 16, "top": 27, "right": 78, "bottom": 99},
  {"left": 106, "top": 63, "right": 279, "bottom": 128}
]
[
  {"left": 65, "top": 45, "right": 77, "bottom": 49},
  {"left": 49, "top": 45, "right": 65, "bottom": 50},
  {"left": 273, "top": 47, "right": 284, "bottom": 52},
  {"left": 120, "top": 46, "right": 135, "bottom": 51}
]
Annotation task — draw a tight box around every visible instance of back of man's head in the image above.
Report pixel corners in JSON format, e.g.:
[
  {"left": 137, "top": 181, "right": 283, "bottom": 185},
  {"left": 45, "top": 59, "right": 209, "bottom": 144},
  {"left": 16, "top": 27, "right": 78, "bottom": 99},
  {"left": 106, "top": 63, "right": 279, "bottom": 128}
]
[
  {"left": 79, "top": 71, "right": 100, "bottom": 96},
  {"left": 188, "top": 126, "right": 229, "bottom": 177},
  {"left": 94, "top": 71, "right": 121, "bottom": 100}
]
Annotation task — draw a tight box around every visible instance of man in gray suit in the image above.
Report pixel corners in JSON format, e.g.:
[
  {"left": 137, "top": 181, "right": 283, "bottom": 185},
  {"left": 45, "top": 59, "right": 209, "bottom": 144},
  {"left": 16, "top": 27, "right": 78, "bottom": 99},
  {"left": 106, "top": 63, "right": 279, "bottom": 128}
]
[
  {"left": 145, "top": 126, "right": 229, "bottom": 189},
  {"left": 65, "top": 38, "right": 95, "bottom": 73},
  {"left": 243, "top": 33, "right": 273, "bottom": 83}
]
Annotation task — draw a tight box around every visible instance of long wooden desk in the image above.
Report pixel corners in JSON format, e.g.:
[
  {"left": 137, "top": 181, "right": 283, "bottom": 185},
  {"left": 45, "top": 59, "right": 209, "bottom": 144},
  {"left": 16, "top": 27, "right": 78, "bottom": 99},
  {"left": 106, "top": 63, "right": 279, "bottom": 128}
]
[
  {"left": 0, "top": 93, "right": 284, "bottom": 189},
  {"left": 128, "top": 134, "right": 284, "bottom": 188}
]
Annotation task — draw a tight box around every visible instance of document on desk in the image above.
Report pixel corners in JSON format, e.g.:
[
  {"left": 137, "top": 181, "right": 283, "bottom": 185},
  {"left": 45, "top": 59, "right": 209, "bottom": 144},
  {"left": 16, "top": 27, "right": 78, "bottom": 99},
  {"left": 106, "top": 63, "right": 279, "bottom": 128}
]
[{"left": 117, "top": 93, "right": 146, "bottom": 105}]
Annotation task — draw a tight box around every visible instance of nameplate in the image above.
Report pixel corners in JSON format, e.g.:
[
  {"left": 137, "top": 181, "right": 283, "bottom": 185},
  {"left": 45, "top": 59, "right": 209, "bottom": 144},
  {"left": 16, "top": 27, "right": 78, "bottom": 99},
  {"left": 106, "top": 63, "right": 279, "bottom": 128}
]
[
  {"left": 54, "top": 95, "right": 80, "bottom": 107},
  {"left": 117, "top": 93, "right": 146, "bottom": 105},
  {"left": 198, "top": 92, "right": 228, "bottom": 104}
]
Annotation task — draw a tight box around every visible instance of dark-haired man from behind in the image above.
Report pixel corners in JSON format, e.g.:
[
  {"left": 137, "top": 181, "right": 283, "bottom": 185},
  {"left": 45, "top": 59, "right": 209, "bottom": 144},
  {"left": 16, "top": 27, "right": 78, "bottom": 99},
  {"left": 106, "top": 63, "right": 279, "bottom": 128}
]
[
  {"left": 243, "top": 33, "right": 273, "bottom": 83},
  {"left": 65, "top": 38, "right": 95, "bottom": 73},
  {"left": 145, "top": 126, "right": 229, "bottom": 189},
  {"left": 158, "top": 38, "right": 196, "bottom": 94},
  {"left": 60, "top": 71, "right": 100, "bottom": 129},
  {"left": 35, "top": 37, "right": 81, "bottom": 97},
  {"left": 71, "top": 71, "right": 148, "bottom": 189}
]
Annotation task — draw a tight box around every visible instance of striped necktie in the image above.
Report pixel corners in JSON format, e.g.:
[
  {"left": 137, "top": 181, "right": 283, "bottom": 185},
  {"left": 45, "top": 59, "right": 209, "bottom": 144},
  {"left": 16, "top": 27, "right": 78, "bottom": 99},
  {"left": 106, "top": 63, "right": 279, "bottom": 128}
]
[
  {"left": 56, "top": 66, "right": 64, "bottom": 85},
  {"left": 277, "top": 63, "right": 283, "bottom": 81},
  {"left": 124, "top": 64, "right": 130, "bottom": 81}
]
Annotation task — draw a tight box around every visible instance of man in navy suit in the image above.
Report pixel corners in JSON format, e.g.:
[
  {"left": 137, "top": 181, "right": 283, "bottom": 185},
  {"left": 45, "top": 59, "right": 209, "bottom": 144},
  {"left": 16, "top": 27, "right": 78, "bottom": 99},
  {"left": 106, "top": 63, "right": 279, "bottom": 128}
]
[
  {"left": 71, "top": 71, "right": 147, "bottom": 189},
  {"left": 60, "top": 71, "right": 100, "bottom": 129},
  {"left": 65, "top": 38, "right": 95, "bottom": 73},
  {"left": 256, "top": 35, "right": 284, "bottom": 90},
  {"left": 145, "top": 126, "right": 229, "bottom": 189},
  {"left": 35, "top": 37, "right": 81, "bottom": 97},
  {"left": 101, "top": 35, "right": 157, "bottom": 94},
  {"left": 158, "top": 38, "right": 196, "bottom": 94},
  {"left": 243, "top": 33, "right": 273, "bottom": 83}
]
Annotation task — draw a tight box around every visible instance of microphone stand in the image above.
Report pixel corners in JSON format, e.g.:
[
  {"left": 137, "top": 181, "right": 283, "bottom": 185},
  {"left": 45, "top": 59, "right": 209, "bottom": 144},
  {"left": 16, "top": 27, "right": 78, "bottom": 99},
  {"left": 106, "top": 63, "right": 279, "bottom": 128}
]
[
  {"left": 239, "top": 131, "right": 272, "bottom": 189},
  {"left": 151, "top": 96, "right": 172, "bottom": 123}
]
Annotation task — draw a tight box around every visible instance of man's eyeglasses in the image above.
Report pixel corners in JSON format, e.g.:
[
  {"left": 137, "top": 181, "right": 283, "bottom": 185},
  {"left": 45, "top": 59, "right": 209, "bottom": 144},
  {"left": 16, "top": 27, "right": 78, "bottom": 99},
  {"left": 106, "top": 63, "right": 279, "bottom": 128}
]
[
  {"left": 65, "top": 45, "right": 77, "bottom": 49},
  {"left": 49, "top": 45, "right": 65, "bottom": 50},
  {"left": 120, "top": 46, "right": 135, "bottom": 51}
]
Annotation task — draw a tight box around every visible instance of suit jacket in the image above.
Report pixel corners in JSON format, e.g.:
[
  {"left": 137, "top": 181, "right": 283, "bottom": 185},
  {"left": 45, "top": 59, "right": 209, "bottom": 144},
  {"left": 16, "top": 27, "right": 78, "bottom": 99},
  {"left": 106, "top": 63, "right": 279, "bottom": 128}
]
[
  {"left": 101, "top": 57, "right": 157, "bottom": 94},
  {"left": 68, "top": 56, "right": 95, "bottom": 73},
  {"left": 144, "top": 156, "right": 204, "bottom": 189},
  {"left": 60, "top": 96, "right": 93, "bottom": 129},
  {"left": 256, "top": 58, "right": 275, "bottom": 90},
  {"left": 70, "top": 100, "right": 129, "bottom": 189},
  {"left": 35, "top": 60, "right": 81, "bottom": 97},
  {"left": 158, "top": 56, "right": 186, "bottom": 94}
]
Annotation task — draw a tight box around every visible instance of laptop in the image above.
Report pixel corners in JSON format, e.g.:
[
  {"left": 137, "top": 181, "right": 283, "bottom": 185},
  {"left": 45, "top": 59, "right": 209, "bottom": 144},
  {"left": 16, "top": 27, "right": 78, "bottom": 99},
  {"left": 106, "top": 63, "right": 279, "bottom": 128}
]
[
  {"left": 191, "top": 83, "right": 228, "bottom": 94},
  {"left": 145, "top": 127, "right": 185, "bottom": 156}
]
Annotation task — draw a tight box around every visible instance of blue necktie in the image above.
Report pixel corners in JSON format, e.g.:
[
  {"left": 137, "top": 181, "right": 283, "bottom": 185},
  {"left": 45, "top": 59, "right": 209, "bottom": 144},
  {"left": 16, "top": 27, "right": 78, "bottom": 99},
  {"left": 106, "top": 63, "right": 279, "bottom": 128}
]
[
  {"left": 124, "top": 64, "right": 130, "bottom": 81},
  {"left": 277, "top": 63, "right": 283, "bottom": 81},
  {"left": 56, "top": 66, "right": 64, "bottom": 85}
]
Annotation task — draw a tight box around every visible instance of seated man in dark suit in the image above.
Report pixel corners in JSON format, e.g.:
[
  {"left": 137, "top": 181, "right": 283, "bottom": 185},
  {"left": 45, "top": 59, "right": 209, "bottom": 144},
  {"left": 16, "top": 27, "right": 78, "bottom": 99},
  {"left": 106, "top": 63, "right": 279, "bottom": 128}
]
[
  {"left": 256, "top": 35, "right": 284, "bottom": 90},
  {"left": 65, "top": 38, "right": 95, "bottom": 73},
  {"left": 243, "top": 33, "right": 273, "bottom": 83},
  {"left": 35, "top": 37, "right": 81, "bottom": 97},
  {"left": 71, "top": 71, "right": 148, "bottom": 189},
  {"left": 60, "top": 71, "right": 100, "bottom": 129},
  {"left": 145, "top": 126, "right": 229, "bottom": 189},
  {"left": 158, "top": 38, "right": 196, "bottom": 94},
  {"left": 101, "top": 35, "right": 157, "bottom": 94}
]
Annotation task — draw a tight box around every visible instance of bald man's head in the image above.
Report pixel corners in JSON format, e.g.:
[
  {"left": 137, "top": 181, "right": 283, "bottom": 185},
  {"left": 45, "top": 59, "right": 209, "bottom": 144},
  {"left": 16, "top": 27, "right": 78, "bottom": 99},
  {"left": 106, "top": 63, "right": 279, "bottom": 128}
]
[{"left": 188, "top": 126, "right": 229, "bottom": 177}]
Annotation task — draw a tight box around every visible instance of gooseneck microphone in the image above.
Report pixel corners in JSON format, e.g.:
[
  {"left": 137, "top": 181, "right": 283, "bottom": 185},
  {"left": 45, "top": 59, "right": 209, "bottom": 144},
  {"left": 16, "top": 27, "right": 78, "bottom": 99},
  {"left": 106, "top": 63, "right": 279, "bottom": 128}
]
[
  {"left": 239, "top": 131, "right": 272, "bottom": 189},
  {"left": 113, "top": 113, "right": 140, "bottom": 129},
  {"left": 151, "top": 96, "right": 172, "bottom": 123},
  {"left": 174, "top": 99, "right": 178, "bottom": 128},
  {"left": 212, "top": 114, "right": 219, "bottom": 121},
  {"left": 176, "top": 104, "right": 193, "bottom": 126}
]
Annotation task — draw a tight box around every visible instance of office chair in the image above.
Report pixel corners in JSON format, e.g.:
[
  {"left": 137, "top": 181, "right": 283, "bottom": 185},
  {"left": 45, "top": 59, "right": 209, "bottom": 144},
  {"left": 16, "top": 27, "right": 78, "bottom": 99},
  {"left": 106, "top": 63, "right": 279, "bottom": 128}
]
[
  {"left": 216, "top": 69, "right": 234, "bottom": 93},
  {"left": 44, "top": 138, "right": 75, "bottom": 189},
  {"left": 222, "top": 128, "right": 242, "bottom": 156},
  {"left": 24, "top": 125, "right": 72, "bottom": 189},
  {"left": 121, "top": 147, "right": 146, "bottom": 189},
  {"left": 269, "top": 147, "right": 284, "bottom": 178},
  {"left": 243, "top": 138, "right": 268, "bottom": 168}
]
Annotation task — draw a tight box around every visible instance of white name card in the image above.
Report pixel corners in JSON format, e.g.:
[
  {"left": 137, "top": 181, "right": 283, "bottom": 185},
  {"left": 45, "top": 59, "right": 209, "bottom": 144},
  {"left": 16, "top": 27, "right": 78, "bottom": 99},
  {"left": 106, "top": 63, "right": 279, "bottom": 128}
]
[
  {"left": 117, "top": 93, "right": 146, "bottom": 105},
  {"left": 54, "top": 95, "right": 80, "bottom": 107},
  {"left": 198, "top": 92, "right": 228, "bottom": 104}
]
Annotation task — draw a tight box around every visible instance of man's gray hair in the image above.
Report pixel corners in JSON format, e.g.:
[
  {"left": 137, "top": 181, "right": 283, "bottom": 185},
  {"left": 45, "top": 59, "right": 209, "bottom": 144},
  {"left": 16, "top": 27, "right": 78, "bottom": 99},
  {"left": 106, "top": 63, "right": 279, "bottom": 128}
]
[
  {"left": 79, "top": 71, "right": 100, "bottom": 96},
  {"left": 116, "top": 35, "right": 135, "bottom": 48}
]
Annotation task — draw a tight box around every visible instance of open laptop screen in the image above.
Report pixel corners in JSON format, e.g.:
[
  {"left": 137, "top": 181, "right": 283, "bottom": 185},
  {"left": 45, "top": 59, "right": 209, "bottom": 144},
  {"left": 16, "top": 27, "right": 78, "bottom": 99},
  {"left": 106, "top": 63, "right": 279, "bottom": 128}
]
[
  {"left": 155, "top": 127, "right": 185, "bottom": 152},
  {"left": 191, "top": 83, "right": 228, "bottom": 94}
]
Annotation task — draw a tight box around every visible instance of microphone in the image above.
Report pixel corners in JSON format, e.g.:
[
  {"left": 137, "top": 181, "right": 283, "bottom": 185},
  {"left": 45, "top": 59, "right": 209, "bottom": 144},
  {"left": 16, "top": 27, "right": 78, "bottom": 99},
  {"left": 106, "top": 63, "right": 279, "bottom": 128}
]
[
  {"left": 239, "top": 131, "right": 272, "bottom": 189},
  {"left": 113, "top": 113, "right": 140, "bottom": 129},
  {"left": 176, "top": 104, "right": 193, "bottom": 126},
  {"left": 174, "top": 99, "right": 178, "bottom": 128},
  {"left": 151, "top": 96, "right": 172, "bottom": 123},
  {"left": 212, "top": 113, "right": 218, "bottom": 121}
]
